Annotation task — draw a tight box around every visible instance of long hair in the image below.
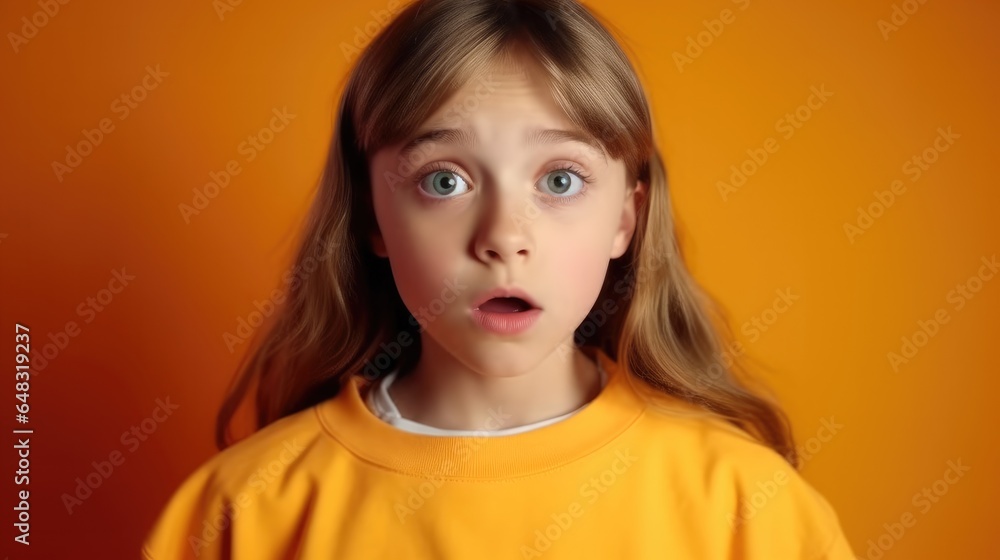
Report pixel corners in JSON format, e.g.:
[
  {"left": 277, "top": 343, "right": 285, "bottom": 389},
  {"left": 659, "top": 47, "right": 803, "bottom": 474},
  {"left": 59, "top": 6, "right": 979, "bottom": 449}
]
[{"left": 216, "top": 0, "right": 799, "bottom": 467}]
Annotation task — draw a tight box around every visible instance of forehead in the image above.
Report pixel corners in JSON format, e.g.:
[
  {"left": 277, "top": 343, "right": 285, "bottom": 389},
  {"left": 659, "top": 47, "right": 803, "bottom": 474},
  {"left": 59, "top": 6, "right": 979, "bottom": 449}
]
[
  {"left": 436, "top": 54, "right": 568, "bottom": 118},
  {"left": 424, "top": 53, "right": 567, "bottom": 131},
  {"left": 380, "top": 53, "right": 607, "bottom": 164}
]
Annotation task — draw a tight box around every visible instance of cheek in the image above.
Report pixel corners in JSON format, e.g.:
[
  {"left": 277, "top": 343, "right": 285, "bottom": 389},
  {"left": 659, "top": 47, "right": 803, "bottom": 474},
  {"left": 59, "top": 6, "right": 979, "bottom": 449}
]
[
  {"left": 379, "top": 208, "right": 466, "bottom": 311},
  {"left": 544, "top": 230, "right": 612, "bottom": 320}
]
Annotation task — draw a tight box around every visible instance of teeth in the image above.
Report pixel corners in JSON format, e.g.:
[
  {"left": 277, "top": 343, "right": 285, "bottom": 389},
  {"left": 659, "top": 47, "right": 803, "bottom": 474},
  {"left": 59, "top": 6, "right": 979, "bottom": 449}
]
[
  {"left": 480, "top": 297, "right": 532, "bottom": 313},
  {"left": 505, "top": 297, "right": 531, "bottom": 309}
]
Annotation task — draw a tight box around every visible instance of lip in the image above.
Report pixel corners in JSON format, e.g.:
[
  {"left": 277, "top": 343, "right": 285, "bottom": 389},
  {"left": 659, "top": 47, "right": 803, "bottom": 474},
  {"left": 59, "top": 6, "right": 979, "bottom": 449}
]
[
  {"left": 471, "top": 287, "right": 542, "bottom": 311},
  {"left": 471, "top": 308, "right": 542, "bottom": 335}
]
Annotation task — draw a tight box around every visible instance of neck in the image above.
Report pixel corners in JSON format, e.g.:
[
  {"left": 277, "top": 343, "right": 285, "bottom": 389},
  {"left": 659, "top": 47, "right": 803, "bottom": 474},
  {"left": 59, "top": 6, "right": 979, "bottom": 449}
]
[{"left": 387, "top": 339, "right": 602, "bottom": 432}]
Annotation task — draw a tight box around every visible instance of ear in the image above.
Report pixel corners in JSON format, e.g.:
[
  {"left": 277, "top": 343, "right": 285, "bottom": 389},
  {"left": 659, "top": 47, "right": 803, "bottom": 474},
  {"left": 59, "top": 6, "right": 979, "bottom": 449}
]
[
  {"left": 610, "top": 179, "right": 646, "bottom": 259},
  {"left": 370, "top": 227, "right": 388, "bottom": 258}
]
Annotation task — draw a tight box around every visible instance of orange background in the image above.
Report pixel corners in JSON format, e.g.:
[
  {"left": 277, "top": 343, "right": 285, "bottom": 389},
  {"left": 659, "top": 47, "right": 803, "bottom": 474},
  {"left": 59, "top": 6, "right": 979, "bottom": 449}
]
[{"left": 1, "top": 0, "right": 996, "bottom": 557}]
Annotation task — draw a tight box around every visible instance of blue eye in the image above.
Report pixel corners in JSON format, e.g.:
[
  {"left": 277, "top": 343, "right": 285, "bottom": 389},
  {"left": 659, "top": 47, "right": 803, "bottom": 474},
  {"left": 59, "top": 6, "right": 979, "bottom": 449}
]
[
  {"left": 413, "top": 164, "right": 591, "bottom": 205},
  {"left": 538, "top": 170, "right": 585, "bottom": 197},
  {"left": 419, "top": 170, "right": 469, "bottom": 198}
]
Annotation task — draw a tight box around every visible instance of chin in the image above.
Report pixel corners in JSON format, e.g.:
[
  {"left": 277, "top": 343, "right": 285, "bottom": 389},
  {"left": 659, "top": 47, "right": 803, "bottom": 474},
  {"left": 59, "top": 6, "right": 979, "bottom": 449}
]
[{"left": 448, "top": 340, "right": 546, "bottom": 378}]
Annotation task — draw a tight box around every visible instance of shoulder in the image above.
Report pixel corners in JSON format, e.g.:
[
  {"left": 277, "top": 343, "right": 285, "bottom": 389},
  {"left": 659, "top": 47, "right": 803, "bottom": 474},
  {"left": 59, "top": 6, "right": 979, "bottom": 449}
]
[
  {"left": 142, "top": 404, "right": 332, "bottom": 559},
  {"left": 186, "top": 403, "right": 327, "bottom": 495},
  {"left": 630, "top": 393, "right": 854, "bottom": 559}
]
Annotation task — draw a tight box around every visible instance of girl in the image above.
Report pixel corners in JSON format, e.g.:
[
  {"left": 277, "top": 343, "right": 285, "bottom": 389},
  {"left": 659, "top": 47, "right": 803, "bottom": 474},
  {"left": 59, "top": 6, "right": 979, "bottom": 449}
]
[{"left": 144, "top": 0, "right": 854, "bottom": 558}]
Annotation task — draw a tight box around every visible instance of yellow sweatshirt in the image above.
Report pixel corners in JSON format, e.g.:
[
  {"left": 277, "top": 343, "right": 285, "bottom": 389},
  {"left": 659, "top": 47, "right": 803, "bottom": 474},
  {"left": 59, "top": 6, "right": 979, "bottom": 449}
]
[{"left": 142, "top": 348, "right": 855, "bottom": 559}]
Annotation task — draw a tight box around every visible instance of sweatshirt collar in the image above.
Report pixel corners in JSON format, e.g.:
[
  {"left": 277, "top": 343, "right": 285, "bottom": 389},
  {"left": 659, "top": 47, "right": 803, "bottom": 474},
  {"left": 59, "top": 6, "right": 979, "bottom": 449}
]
[{"left": 316, "top": 347, "right": 647, "bottom": 480}]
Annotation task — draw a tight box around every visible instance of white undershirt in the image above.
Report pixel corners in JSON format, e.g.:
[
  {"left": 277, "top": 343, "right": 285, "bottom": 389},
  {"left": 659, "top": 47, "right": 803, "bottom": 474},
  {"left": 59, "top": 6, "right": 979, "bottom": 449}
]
[{"left": 364, "top": 362, "right": 608, "bottom": 437}]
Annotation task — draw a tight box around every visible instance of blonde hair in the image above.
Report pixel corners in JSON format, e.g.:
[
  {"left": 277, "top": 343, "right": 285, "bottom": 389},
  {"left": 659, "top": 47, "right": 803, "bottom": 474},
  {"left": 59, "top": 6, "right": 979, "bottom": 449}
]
[{"left": 217, "top": 0, "right": 799, "bottom": 467}]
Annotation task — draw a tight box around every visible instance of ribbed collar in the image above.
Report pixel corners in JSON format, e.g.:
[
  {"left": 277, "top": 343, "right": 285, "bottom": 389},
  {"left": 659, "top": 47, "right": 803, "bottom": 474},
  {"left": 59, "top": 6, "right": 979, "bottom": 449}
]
[
  {"left": 365, "top": 357, "right": 609, "bottom": 437},
  {"left": 315, "top": 347, "right": 647, "bottom": 480}
]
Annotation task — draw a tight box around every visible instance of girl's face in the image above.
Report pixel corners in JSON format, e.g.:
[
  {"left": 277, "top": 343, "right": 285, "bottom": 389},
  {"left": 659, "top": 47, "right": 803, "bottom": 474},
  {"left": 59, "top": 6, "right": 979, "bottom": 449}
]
[{"left": 368, "top": 51, "right": 644, "bottom": 377}]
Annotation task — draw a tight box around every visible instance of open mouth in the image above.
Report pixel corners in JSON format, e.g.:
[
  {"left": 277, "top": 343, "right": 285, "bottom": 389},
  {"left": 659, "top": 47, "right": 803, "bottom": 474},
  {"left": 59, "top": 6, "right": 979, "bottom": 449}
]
[{"left": 476, "top": 297, "right": 535, "bottom": 313}]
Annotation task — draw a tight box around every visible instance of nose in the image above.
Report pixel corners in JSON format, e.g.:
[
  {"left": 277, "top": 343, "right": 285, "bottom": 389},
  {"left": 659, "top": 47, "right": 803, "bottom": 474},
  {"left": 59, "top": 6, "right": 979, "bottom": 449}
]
[{"left": 473, "top": 187, "right": 534, "bottom": 264}]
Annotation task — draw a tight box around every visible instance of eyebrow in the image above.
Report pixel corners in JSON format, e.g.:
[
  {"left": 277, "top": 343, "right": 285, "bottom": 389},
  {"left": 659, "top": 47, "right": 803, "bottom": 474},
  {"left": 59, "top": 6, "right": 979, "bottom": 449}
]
[{"left": 397, "top": 127, "right": 607, "bottom": 164}]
